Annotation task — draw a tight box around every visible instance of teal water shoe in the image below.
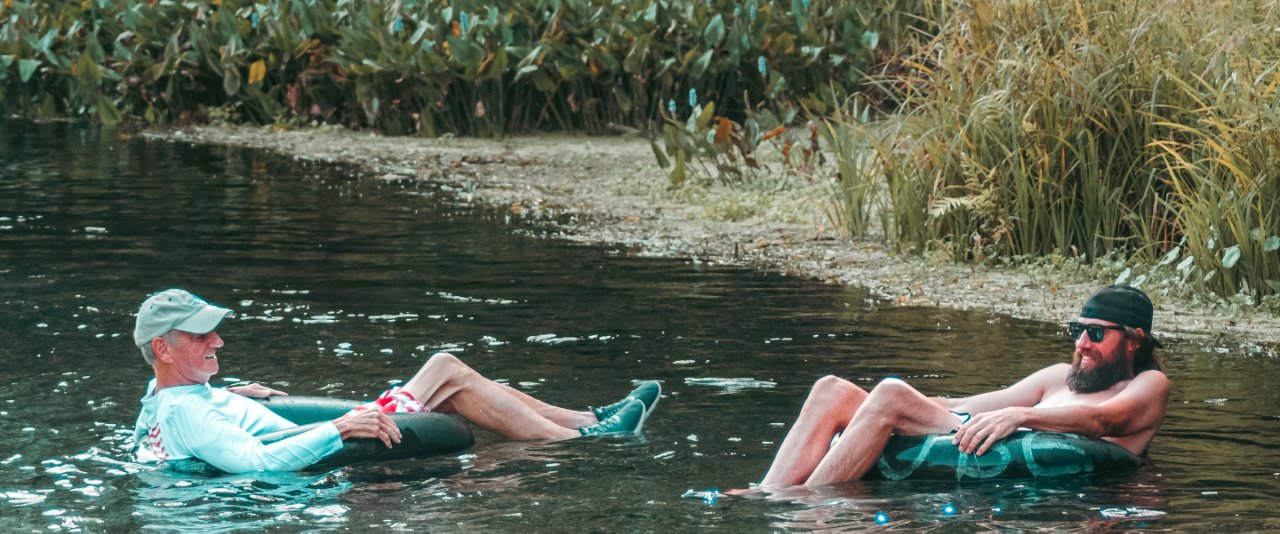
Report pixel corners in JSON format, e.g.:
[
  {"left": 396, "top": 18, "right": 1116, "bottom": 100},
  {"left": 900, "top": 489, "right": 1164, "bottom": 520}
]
[
  {"left": 579, "top": 398, "right": 646, "bottom": 436},
  {"left": 591, "top": 381, "right": 661, "bottom": 423}
]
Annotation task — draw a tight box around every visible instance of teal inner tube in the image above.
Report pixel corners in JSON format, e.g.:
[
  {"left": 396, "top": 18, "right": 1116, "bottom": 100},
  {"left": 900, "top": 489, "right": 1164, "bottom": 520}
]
[
  {"left": 164, "top": 396, "right": 474, "bottom": 475},
  {"left": 866, "top": 430, "right": 1145, "bottom": 481}
]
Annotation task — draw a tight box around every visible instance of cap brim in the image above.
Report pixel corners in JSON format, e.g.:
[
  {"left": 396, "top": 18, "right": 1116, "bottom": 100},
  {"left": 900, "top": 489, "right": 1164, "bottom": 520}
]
[{"left": 174, "top": 305, "right": 233, "bottom": 334}]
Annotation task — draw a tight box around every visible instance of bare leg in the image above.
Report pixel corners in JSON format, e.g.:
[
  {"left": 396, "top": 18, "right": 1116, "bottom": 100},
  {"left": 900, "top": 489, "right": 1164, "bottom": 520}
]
[
  {"left": 497, "top": 382, "right": 596, "bottom": 428},
  {"left": 761, "top": 375, "right": 870, "bottom": 487},
  {"left": 804, "top": 378, "right": 959, "bottom": 486},
  {"left": 397, "top": 353, "right": 579, "bottom": 440}
]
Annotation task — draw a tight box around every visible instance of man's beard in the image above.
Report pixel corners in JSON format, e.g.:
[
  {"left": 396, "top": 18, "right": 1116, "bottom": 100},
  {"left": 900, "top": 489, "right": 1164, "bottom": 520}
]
[{"left": 1067, "top": 348, "right": 1131, "bottom": 393}]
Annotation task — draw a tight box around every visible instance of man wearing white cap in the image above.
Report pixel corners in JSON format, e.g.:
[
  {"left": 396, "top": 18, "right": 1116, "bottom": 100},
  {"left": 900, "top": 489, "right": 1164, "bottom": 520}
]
[{"left": 131, "top": 289, "right": 660, "bottom": 474}]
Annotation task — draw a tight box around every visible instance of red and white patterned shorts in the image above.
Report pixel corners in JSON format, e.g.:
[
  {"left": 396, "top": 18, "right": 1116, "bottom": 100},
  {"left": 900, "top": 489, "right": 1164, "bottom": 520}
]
[{"left": 355, "top": 386, "right": 425, "bottom": 413}]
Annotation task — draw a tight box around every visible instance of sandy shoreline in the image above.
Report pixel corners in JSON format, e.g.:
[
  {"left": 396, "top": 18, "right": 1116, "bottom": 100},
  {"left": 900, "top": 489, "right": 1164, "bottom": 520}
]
[{"left": 142, "top": 125, "right": 1280, "bottom": 350}]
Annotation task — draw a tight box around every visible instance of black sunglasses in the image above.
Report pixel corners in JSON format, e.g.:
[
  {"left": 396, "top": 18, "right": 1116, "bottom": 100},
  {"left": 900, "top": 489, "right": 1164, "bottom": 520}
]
[{"left": 1067, "top": 321, "right": 1126, "bottom": 342}]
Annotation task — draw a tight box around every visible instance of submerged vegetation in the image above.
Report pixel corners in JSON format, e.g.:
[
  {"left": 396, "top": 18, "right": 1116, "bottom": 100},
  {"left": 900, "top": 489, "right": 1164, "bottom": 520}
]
[{"left": 2, "top": 0, "right": 1277, "bottom": 310}]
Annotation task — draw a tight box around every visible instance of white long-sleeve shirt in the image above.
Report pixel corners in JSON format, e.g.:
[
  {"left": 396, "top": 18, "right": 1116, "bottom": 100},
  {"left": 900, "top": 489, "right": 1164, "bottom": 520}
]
[{"left": 133, "top": 380, "right": 343, "bottom": 473}]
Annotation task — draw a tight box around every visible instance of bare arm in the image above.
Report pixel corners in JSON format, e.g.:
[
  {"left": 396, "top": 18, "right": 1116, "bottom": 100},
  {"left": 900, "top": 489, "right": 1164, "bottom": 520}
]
[
  {"left": 953, "top": 370, "right": 1169, "bottom": 455},
  {"left": 932, "top": 364, "right": 1063, "bottom": 413}
]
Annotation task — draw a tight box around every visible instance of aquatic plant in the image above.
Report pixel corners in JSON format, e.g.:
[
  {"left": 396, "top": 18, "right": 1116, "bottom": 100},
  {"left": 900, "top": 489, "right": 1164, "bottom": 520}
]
[
  {"left": 0, "top": 0, "right": 905, "bottom": 136},
  {"left": 647, "top": 0, "right": 919, "bottom": 187}
]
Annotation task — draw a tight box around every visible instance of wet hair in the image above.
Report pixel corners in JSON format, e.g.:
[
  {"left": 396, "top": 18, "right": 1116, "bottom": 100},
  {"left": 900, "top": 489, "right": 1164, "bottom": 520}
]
[
  {"left": 138, "top": 330, "right": 180, "bottom": 366},
  {"left": 1124, "top": 326, "right": 1163, "bottom": 374}
]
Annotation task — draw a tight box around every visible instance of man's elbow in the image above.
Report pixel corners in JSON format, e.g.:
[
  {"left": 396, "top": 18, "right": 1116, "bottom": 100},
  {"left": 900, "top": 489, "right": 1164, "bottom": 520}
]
[{"left": 1091, "top": 411, "right": 1130, "bottom": 438}]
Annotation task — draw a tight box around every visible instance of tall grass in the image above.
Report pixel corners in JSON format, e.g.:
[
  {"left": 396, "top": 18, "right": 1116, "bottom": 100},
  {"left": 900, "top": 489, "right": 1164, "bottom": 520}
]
[{"left": 831, "top": 0, "right": 1280, "bottom": 305}]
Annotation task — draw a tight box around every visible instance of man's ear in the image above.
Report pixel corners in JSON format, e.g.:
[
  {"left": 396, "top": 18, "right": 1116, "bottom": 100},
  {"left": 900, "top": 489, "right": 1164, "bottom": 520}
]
[
  {"left": 1127, "top": 328, "right": 1147, "bottom": 357},
  {"left": 151, "top": 336, "right": 174, "bottom": 363}
]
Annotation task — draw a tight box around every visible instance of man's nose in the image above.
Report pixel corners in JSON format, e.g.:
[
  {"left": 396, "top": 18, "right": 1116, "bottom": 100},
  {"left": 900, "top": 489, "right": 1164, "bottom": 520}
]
[
  {"left": 209, "top": 331, "right": 224, "bottom": 348},
  {"left": 1074, "top": 330, "right": 1092, "bottom": 349}
]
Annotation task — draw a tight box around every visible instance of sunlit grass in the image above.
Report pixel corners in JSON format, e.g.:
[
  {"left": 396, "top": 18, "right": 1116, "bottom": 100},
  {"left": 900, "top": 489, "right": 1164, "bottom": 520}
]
[{"left": 828, "top": 0, "right": 1280, "bottom": 308}]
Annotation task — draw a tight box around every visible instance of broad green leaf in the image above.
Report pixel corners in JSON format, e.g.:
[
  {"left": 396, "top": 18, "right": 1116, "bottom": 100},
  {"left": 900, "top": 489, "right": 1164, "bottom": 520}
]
[
  {"left": 223, "top": 67, "right": 241, "bottom": 96},
  {"left": 143, "top": 62, "right": 166, "bottom": 84},
  {"left": 1266, "top": 280, "right": 1280, "bottom": 292},
  {"left": 483, "top": 48, "right": 509, "bottom": 79},
  {"left": 1265, "top": 236, "right": 1280, "bottom": 252},
  {"left": 515, "top": 45, "right": 542, "bottom": 70},
  {"left": 531, "top": 70, "right": 557, "bottom": 93},
  {"left": 704, "top": 14, "right": 725, "bottom": 48},
  {"left": 515, "top": 64, "right": 539, "bottom": 79},
  {"left": 410, "top": 24, "right": 429, "bottom": 45},
  {"left": 447, "top": 36, "right": 483, "bottom": 66},
  {"left": 76, "top": 53, "right": 102, "bottom": 86},
  {"left": 623, "top": 36, "right": 648, "bottom": 73},
  {"left": 97, "top": 94, "right": 122, "bottom": 126},
  {"left": 19, "top": 59, "right": 40, "bottom": 83},
  {"left": 861, "top": 30, "right": 879, "bottom": 49},
  {"left": 1221, "top": 245, "right": 1241, "bottom": 269},
  {"left": 84, "top": 32, "right": 106, "bottom": 63},
  {"left": 36, "top": 29, "right": 57, "bottom": 54},
  {"left": 0, "top": 55, "right": 12, "bottom": 68},
  {"left": 791, "top": 0, "right": 807, "bottom": 30},
  {"left": 690, "top": 49, "right": 712, "bottom": 78},
  {"left": 696, "top": 101, "right": 716, "bottom": 130}
]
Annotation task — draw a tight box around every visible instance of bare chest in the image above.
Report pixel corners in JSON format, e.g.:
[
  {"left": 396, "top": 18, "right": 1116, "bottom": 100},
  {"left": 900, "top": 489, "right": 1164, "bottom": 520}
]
[{"left": 1034, "top": 380, "right": 1130, "bottom": 409}]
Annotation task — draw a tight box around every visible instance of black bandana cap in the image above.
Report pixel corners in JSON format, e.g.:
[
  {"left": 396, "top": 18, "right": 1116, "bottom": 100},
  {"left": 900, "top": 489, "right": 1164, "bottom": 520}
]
[{"left": 1080, "top": 284, "right": 1154, "bottom": 334}]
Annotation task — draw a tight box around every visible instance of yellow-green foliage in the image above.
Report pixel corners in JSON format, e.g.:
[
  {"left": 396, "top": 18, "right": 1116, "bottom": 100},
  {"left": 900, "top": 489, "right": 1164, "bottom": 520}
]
[
  {"left": 0, "top": 0, "right": 896, "bottom": 135},
  {"left": 835, "top": 0, "right": 1280, "bottom": 304}
]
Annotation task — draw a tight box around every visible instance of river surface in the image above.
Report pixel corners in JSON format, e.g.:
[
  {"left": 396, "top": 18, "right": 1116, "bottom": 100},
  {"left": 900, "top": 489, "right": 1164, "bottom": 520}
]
[{"left": 0, "top": 121, "right": 1277, "bottom": 531}]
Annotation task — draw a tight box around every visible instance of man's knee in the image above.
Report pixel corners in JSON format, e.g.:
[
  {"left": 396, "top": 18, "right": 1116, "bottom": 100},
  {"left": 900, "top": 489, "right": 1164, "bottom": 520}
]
[
  {"left": 425, "top": 352, "right": 469, "bottom": 375},
  {"left": 808, "top": 375, "right": 866, "bottom": 405},
  {"left": 813, "top": 374, "right": 848, "bottom": 389},
  {"left": 867, "top": 377, "right": 916, "bottom": 402}
]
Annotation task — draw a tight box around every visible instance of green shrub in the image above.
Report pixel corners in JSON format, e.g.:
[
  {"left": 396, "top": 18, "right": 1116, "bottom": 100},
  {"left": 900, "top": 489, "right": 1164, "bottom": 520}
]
[{"left": 0, "top": 0, "right": 904, "bottom": 136}]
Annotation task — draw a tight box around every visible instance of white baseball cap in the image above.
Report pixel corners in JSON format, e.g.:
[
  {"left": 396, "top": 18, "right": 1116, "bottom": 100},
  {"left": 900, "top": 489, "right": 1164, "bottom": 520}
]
[{"left": 133, "top": 289, "right": 234, "bottom": 347}]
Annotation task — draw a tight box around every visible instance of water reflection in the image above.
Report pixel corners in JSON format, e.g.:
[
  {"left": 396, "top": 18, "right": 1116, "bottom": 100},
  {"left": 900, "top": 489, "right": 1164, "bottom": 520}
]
[{"left": 131, "top": 469, "right": 351, "bottom": 530}]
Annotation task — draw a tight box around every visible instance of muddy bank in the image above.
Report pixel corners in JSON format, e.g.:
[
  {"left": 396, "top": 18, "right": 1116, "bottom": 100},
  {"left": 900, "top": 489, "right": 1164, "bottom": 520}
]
[{"left": 143, "top": 125, "right": 1280, "bottom": 351}]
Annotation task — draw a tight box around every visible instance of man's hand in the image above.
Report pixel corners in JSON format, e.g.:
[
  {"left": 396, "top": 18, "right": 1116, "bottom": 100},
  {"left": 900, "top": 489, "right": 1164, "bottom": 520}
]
[
  {"left": 227, "top": 383, "right": 288, "bottom": 399},
  {"left": 952, "top": 407, "right": 1027, "bottom": 455},
  {"left": 333, "top": 409, "right": 402, "bottom": 449}
]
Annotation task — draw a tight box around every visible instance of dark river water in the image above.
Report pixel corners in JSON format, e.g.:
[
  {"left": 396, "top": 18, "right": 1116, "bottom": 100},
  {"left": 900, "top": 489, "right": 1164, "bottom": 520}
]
[{"left": 1, "top": 121, "right": 1278, "bottom": 531}]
